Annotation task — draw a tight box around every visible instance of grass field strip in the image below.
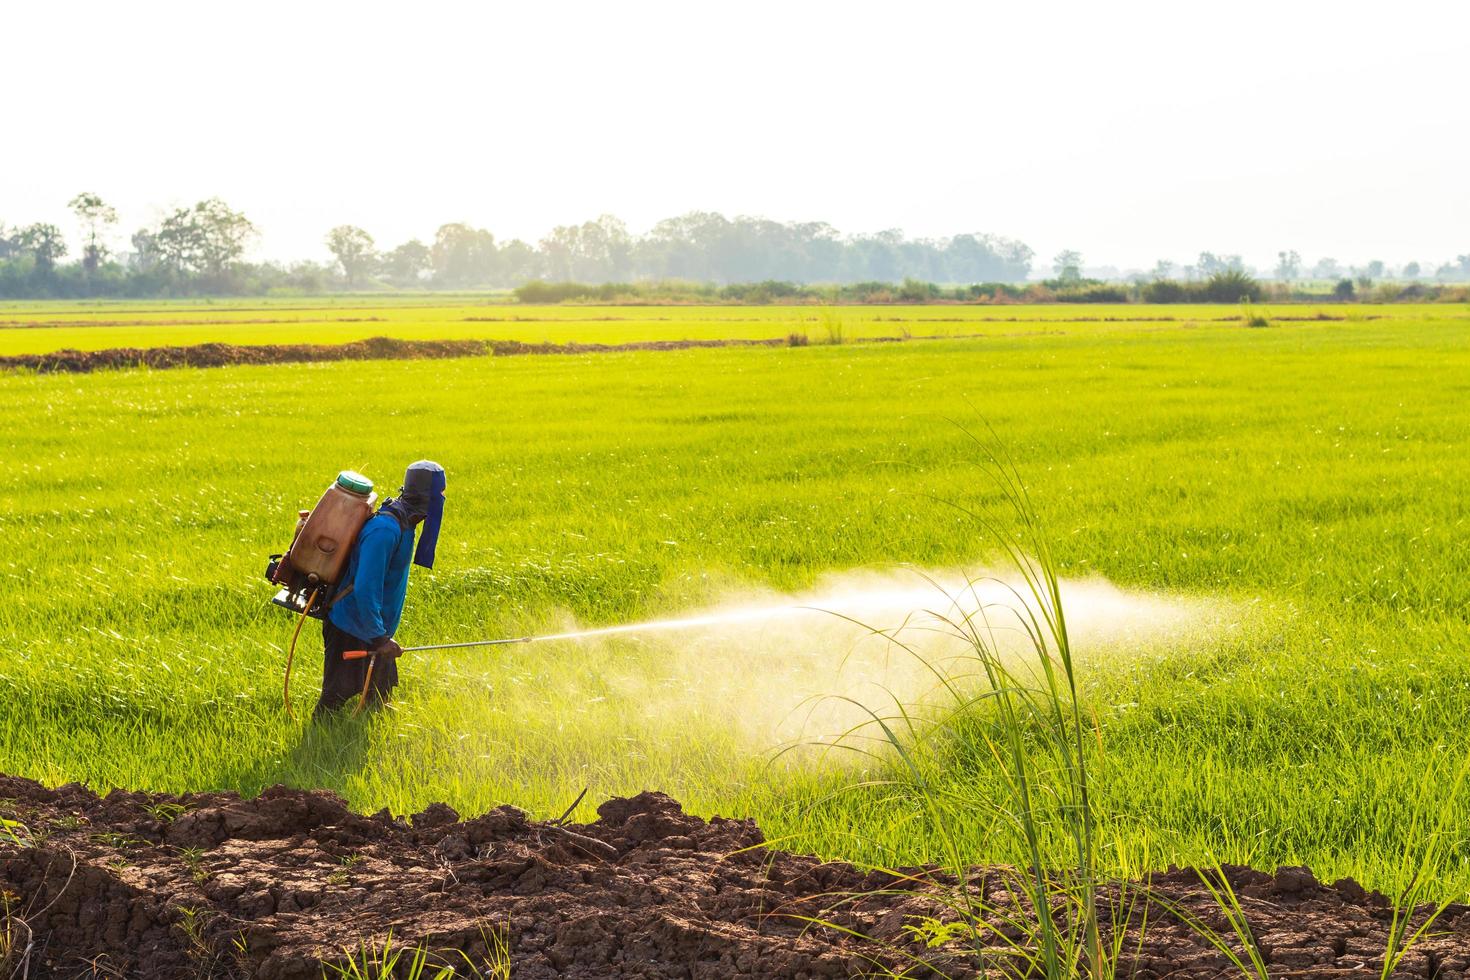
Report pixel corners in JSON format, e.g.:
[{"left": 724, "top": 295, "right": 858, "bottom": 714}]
[{"left": 0, "top": 300, "right": 1464, "bottom": 356}]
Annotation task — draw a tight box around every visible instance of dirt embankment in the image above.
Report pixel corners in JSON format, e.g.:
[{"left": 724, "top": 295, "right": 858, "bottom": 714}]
[
  {"left": 0, "top": 318, "right": 390, "bottom": 330},
  {"left": 0, "top": 336, "right": 796, "bottom": 374},
  {"left": 3, "top": 778, "right": 1469, "bottom": 979}
]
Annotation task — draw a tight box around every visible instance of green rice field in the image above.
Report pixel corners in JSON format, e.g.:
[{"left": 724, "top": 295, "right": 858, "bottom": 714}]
[
  {"left": 3, "top": 299, "right": 1469, "bottom": 899},
  {"left": 0, "top": 295, "right": 1460, "bottom": 354}
]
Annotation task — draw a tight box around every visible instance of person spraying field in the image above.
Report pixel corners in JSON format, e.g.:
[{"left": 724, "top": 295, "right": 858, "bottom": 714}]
[
  {"left": 317, "top": 460, "right": 446, "bottom": 717},
  {"left": 266, "top": 461, "right": 446, "bottom": 718}
]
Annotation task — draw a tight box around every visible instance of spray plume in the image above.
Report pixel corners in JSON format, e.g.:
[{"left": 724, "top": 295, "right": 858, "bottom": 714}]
[{"left": 429, "top": 565, "right": 1236, "bottom": 751}]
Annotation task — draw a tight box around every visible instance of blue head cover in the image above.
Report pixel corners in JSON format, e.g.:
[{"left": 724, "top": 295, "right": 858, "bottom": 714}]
[{"left": 402, "top": 460, "right": 446, "bottom": 569}]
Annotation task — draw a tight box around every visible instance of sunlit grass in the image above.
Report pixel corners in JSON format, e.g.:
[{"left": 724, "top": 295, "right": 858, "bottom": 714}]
[
  {"left": 0, "top": 297, "right": 1464, "bottom": 355},
  {"left": 3, "top": 311, "right": 1470, "bottom": 899}
]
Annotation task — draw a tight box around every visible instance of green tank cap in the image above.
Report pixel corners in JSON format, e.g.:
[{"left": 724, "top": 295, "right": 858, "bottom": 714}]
[{"left": 336, "top": 470, "right": 373, "bottom": 495}]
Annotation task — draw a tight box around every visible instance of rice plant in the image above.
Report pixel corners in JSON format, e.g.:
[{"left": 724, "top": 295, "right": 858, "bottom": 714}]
[
  {"left": 797, "top": 431, "right": 1114, "bottom": 977},
  {"left": 1377, "top": 749, "right": 1470, "bottom": 978},
  {"left": 0, "top": 888, "right": 31, "bottom": 980},
  {"left": 324, "top": 929, "right": 510, "bottom": 980},
  {"left": 818, "top": 306, "right": 845, "bottom": 344}
]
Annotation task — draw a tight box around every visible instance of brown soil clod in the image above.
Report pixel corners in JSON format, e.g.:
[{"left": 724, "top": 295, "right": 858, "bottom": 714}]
[{"left": 2, "top": 776, "right": 1468, "bottom": 979}]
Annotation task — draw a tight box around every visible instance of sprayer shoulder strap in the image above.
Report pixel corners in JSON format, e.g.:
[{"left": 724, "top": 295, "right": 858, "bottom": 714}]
[{"left": 330, "top": 513, "right": 406, "bottom": 609}]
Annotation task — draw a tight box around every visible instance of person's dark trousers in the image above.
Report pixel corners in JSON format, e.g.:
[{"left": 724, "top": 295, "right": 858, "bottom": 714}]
[{"left": 315, "top": 618, "right": 399, "bottom": 719}]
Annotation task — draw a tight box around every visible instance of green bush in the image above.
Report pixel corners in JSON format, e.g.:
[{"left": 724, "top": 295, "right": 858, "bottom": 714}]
[
  {"left": 514, "top": 281, "right": 596, "bottom": 303},
  {"left": 1142, "top": 280, "right": 1190, "bottom": 303},
  {"left": 898, "top": 278, "right": 940, "bottom": 302},
  {"left": 718, "top": 280, "right": 805, "bottom": 303},
  {"left": 1199, "top": 270, "right": 1262, "bottom": 303},
  {"left": 1056, "top": 284, "right": 1131, "bottom": 303}
]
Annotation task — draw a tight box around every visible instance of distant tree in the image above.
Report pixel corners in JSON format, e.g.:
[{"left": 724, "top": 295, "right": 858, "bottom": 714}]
[
  {"left": 1456, "top": 254, "right": 1470, "bottom": 278},
  {"left": 1150, "top": 259, "right": 1175, "bottom": 280},
  {"left": 1274, "top": 250, "right": 1301, "bottom": 281},
  {"left": 17, "top": 223, "right": 68, "bottom": 273},
  {"left": 192, "top": 198, "right": 255, "bottom": 275},
  {"left": 152, "top": 211, "right": 200, "bottom": 272},
  {"left": 68, "top": 192, "right": 118, "bottom": 273},
  {"left": 325, "top": 225, "right": 377, "bottom": 284},
  {"left": 538, "top": 224, "right": 578, "bottom": 281},
  {"left": 1363, "top": 259, "right": 1385, "bottom": 280},
  {"left": 383, "top": 239, "right": 430, "bottom": 285},
  {"left": 586, "top": 214, "right": 633, "bottom": 280},
  {"left": 1401, "top": 261, "right": 1420, "bottom": 279},
  {"left": 540, "top": 214, "right": 633, "bottom": 281},
  {"left": 1333, "top": 278, "right": 1356, "bottom": 300},
  {"left": 1196, "top": 252, "right": 1245, "bottom": 277},
  {"left": 946, "top": 233, "right": 1032, "bottom": 282},
  {"left": 497, "top": 238, "right": 540, "bottom": 282},
  {"left": 0, "top": 223, "right": 16, "bottom": 260},
  {"left": 129, "top": 228, "right": 163, "bottom": 272},
  {"left": 1312, "top": 257, "right": 1342, "bottom": 280},
  {"left": 431, "top": 223, "right": 497, "bottom": 285},
  {"left": 151, "top": 198, "right": 255, "bottom": 276},
  {"left": 843, "top": 229, "right": 905, "bottom": 283},
  {"left": 1052, "top": 249, "right": 1082, "bottom": 283},
  {"left": 639, "top": 211, "right": 729, "bottom": 280}
]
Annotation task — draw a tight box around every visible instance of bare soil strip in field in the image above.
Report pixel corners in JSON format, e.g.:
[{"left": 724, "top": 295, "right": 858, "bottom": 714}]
[
  {"left": 0, "top": 317, "right": 390, "bottom": 330},
  {"left": 0, "top": 337, "right": 800, "bottom": 373},
  {"left": 0, "top": 337, "right": 496, "bottom": 371},
  {"left": 2, "top": 776, "right": 1464, "bottom": 979},
  {"left": 0, "top": 334, "right": 1000, "bottom": 374}
]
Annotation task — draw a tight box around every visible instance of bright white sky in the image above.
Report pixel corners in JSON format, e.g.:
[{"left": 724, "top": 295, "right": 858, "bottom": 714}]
[{"left": 4, "top": 0, "right": 1467, "bottom": 273}]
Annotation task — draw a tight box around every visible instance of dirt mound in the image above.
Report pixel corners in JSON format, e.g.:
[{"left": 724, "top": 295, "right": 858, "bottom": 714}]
[
  {"left": 2, "top": 777, "right": 1468, "bottom": 979},
  {"left": 0, "top": 317, "right": 389, "bottom": 330},
  {"left": 0, "top": 336, "right": 797, "bottom": 374},
  {"left": 0, "top": 337, "right": 490, "bottom": 374}
]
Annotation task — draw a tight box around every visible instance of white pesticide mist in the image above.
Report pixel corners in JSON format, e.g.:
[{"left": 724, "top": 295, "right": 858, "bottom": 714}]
[{"left": 444, "top": 565, "right": 1236, "bottom": 758}]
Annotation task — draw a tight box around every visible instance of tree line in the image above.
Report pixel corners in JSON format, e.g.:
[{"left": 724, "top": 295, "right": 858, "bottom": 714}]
[
  {"left": 0, "top": 193, "right": 1034, "bottom": 297},
  {"left": 3, "top": 192, "right": 1469, "bottom": 299},
  {"left": 1, "top": 195, "right": 259, "bottom": 297}
]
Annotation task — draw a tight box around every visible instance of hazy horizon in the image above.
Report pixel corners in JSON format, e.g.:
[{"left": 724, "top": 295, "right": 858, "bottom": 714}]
[{"left": 6, "top": 0, "right": 1467, "bottom": 273}]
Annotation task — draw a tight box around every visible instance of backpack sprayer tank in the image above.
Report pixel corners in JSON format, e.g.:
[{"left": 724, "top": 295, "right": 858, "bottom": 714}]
[{"left": 265, "top": 470, "right": 377, "bottom": 618}]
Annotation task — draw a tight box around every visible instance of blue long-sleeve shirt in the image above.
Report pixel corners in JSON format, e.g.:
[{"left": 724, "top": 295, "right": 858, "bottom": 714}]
[{"left": 328, "top": 511, "right": 415, "bottom": 643}]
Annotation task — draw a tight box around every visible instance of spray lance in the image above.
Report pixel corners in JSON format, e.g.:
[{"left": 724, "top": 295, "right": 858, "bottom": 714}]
[
  {"left": 334, "top": 626, "right": 672, "bottom": 714},
  {"left": 337, "top": 636, "right": 528, "bottom": 713},
  {"left": 333, "top": 606, "right": 827, "bottom": 715}
]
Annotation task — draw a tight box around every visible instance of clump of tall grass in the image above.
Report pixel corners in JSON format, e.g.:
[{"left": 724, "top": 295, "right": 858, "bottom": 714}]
[
  {"left": 804, "top": 431, "right": 1110, "bottom": 977},
  {"left": 1239, "top": 299, "right": 1271, "bottom": 328},
  {"left": 0, "top": 888, "right": 31, "bottom": 980},
  {"left": 324, "top": 928, "right": 510, "bottom": 980},
  {"left": 1375, "top": 749, "right": 1470, "bottom": 979},
  {"left": 818, "top": 306, "right": 845, "bottom": 345}
]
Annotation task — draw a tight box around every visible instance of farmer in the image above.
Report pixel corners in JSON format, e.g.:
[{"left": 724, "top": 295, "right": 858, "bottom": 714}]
[{"left": 315, "top": 460, "right": 446, "bottom": 718}]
